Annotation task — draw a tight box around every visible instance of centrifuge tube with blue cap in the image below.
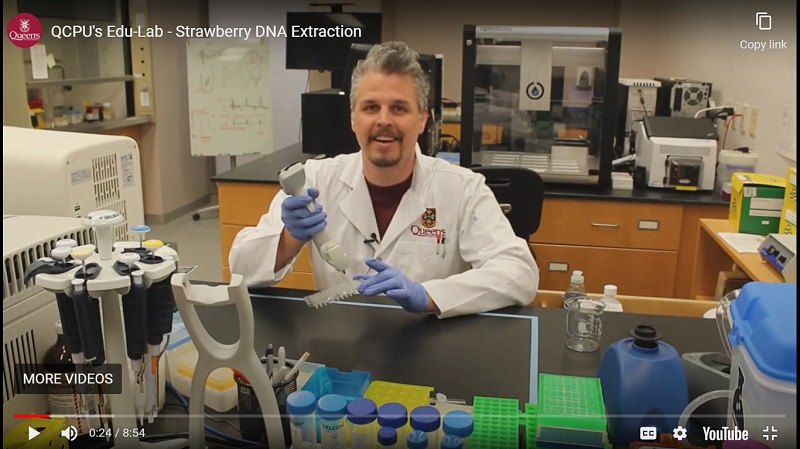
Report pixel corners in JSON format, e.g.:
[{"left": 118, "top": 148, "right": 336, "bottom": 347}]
[
  {"left": 377, "top": 426, "right": 397, "bottom": 448},
  {"left": 377, "top": 402, "right": 408, "bottom": 444},
  {"left": 317, "top": 394, "right": 347, "bottom": 449},
  {"left": 407, "top": 429, "right": 429, "bottom": 449},
  {"left": 287, "top": 391, "right": 317, "bottom": 449},
  {"left": 411, "top": 405, "right": 441, "bottom": 449},
  {"left": 443, "top": 411, "right": 473, "bottom": 447},
  {"left": 347, "top": 397, "right": 377, "bottom": 449},
  {"left": 440, "top": 434, "right": 463, "bottom": 449}
]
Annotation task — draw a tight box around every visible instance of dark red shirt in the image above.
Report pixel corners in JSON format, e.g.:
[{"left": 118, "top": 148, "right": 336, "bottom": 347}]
[{"left": 365, "top": 174, "right": 413, "bottom": 239}]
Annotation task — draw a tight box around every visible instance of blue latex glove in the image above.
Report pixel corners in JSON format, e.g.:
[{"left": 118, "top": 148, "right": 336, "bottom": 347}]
[
  {"left": 354, "top": 258, "right": 429, "bottom": 313},
  {"left": 281, "top": 187, "right": 326, "bottom": 241}
]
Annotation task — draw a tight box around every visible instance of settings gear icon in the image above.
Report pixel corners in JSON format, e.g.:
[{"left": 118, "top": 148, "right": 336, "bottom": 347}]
[{"left": 672, "top": 425, "right": 688, "bottom": 441}]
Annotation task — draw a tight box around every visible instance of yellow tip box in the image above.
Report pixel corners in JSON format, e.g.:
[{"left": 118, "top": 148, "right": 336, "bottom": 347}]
[
  {"left": 729, "top": 173, "right": 786, "bottom": 234},
  {"left": 778, "top": 167, "right": 797, "bottom": 235}
]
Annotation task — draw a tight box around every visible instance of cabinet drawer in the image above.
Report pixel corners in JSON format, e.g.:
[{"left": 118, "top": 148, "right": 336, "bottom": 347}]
[
  {"left": 219, "top": 182, "right": 280, "bottom": 225},
  {"left": 221, "top": 225, "right": 313, "bottom": 273},
  {"left": 533, "top": 198, "right": 683, "bottom": 250},
  {"left": 532, "top": 243, "right": 677, "bottom": 297}
]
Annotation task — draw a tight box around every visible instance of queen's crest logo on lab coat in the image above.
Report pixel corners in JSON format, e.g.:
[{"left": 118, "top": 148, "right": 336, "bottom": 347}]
[{"left": 421, "top": 208, "right": 436, "bottom": 228}]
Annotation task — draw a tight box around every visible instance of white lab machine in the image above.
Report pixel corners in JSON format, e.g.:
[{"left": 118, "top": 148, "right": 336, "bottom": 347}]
[
  {"left": 2, "top": 214, "right": 92, "bottom": 434},
  {"left": 2, "top": 126, "right": 145, "bottom": 241},
  {"left": 633, "top": 116, "right": 718, "bottom": 190},
  {"left": 617, "top": 78, "right": 661, "bottom": 154},
  {"left": 758, "top": 233, "right": 797, "bottom": 284}
]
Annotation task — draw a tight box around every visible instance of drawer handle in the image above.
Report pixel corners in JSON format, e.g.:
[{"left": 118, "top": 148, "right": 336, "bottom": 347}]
[
  {"left": 591, "top": 222, "right": 620, "bottom": 228},
  {"left": 548, "top": 262, "right": 569, "bottom": 272}
]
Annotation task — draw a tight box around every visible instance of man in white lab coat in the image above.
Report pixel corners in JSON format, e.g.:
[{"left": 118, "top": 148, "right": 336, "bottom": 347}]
[{"left": 230, "top": 41, "right": 539, "bottom": 318}]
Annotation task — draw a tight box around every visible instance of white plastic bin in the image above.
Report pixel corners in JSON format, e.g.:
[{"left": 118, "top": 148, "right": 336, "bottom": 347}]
[{"left": 727, "top": 282, "right": 796, "bottom": 448}]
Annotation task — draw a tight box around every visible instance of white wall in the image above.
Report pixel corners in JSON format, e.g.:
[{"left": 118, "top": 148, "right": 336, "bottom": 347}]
[
  {"left": 208, "top": 0, "right": 310, "bottom": 172},
  {"left": 641, "top": 0, "right": 796, "bottom": 175}
]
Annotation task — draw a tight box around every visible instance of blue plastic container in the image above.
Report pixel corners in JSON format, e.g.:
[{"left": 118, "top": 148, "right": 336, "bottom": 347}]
[
  {"left": 597, "top": 324, "right": 688, "bottom": 447},
  {"left": 301, "top": 367, "right": 371, "bottom": 400},
  {"left": 301, "top": 367, "right": 371, "bottom": 442}
]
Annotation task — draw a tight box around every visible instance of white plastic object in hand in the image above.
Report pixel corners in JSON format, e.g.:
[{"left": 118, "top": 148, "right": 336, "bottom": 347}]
[
  {"left": 118, "top": 252, "right": 141, "bottom": 269},
  {"left": 81, "top": 210, "right": 124, "bottom": 261},
  {"left": 303, "top": 280, "right": 360, "bottom": 308},
  {"left": 131, "top": 224, "right": 150, "bottom": 247},
  {"left": 50, "top": 246, "right": 72, "bottom": 264},
  {"left": 278, "top": 162, "right": 349, "bottom": 273},
  {"left": 170, "top": 273, "right": 285, "bottom": 449},
  {"left": 55, "top": 238, "right": 78, "bottom": 249}
]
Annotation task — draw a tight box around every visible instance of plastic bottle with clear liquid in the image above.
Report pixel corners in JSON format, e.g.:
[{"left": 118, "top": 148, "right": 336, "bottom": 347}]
[
  {"left": 601, "top": 284, "right": 624, "bottom": 312},
  {"left": 43, "top": 321, "right": 101, "bottom": 443},
  {"left": 563, "top": 270, "right": 587, "bottom": 308}
]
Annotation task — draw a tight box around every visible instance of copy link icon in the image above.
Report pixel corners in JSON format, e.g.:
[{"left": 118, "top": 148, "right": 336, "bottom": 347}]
[{"left": 673, "top": 425, "right": 688, "bottom": 441}]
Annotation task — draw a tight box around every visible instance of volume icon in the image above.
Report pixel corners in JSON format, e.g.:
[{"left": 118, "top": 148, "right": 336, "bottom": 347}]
[{"left": 61, "top": 426, "right": 78, "bottom": 442}]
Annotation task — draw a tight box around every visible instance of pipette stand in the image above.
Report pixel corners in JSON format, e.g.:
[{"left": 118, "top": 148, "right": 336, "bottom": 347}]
[
  {"left": 171, "top": 273, "right": 285, "bottom": 449},
  {"left": 34, "top": 216, "right": 186, "bottom": 449}
]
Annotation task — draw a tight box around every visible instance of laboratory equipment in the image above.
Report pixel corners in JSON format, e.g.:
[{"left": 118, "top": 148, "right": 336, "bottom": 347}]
[
  {"left": 562, "top": 269, "right": 586, "bottom": 308},
  {"left": 597, "top": 325, "right": 688, "bottom": 447},
  {"left": 303, "top": 279, "right": 361, "bottom": 308},
  {"left": 715, "top": 149, "right": 758, "bottom": 194},
  {"left": 278, "top": 161, "right": 349, "bottom": 273},
  {"left": 758, "top": 234, "right": 797, "bottom": 283},
  {"left": 471, "top": 397, "right": 516, "bottom": 448},
  {"left": 317, "top": 394, "right": 348, "bottom": 449},
  {"left": 616, "top": 78, "right": 660, "bottom": 155},
  {"left": 442, "top": 411, "right": 474, "bottom": 443},
  {"left": 378, "top": 426, "right": 398, "bottom": 448},
  {"left": 536, "top": 374, "right": 609, "bottom": 448},
  {"left": 565, "top": 297, "right": 605, "bottom": 352},
  {"left": 653, "top": 78, "right": 712, "bottom": 118},
  {"left": 632, "top": 115, "right": 718, "bottom": 190},
  {"left": 440, "top": 435, "right": 463, "bottom": 449},
  {"left": 407, "top": 429, "right": 429, "bottom": 449},
  {"left": 2, "top": 214, "right": 92, "bottom": 434},
  {"left": 170, "top": 273, "right": 285, "bottom": 449},
  {"left": 43, "top": 320, "right": 101, "bottom": 443},
  {"left": 460, "top": 25, "right": 621, "bottom": 187},
  {"left": 681, "top": 352, "right": 731, "bottom": 430},
  {"left": 599, "top": 284, "right": 623, "bottom": 312},
  {"left": 725, "top": 282, "right": 796, "bottom": 446},
  {"left": 2, "top": 126, "right": 145, "bottom": 241},
  {"left": 347, "top": 397, "right": 378, "bottom": 449},
  {"left": 288, "top": 391, "right": 319, "bottom": 449},
  {"left": 23, "top": 210, "right": 185, "bottom": 448},
  {"left": 410, "top": 405, "right": 441, "bottom": 449},
  {"left": 378, "top": 402, "right": 409, "bottom": 445}
]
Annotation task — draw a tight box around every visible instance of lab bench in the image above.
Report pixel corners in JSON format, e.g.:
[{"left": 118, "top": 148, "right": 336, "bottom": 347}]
[
  {"left": 212, "top": 143, "right": 728, "bottom": 300},
  {"left": 144, "top": 286, "right": 722, "bottom": 447}
]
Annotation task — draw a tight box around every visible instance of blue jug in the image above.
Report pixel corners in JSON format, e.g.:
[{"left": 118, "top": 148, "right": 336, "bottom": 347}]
[{"left": 597, "top": 325, "right": 689, "bottom": 447}]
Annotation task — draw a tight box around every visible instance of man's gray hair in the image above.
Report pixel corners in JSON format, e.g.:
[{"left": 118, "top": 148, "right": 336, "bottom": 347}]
[{"left": 349, "top": 41, "right": 430, "bottom": 112}]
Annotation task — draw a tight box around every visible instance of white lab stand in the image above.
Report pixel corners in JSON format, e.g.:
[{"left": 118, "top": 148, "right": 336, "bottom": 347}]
[
  {"left": 170, "top": 273, "right": 286, "bottom": 449},
  {"left": 33, "top": 211, "right": 186, "bottom": 449}
]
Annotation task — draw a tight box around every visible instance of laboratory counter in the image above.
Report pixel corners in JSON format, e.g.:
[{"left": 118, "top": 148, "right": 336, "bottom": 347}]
[
  {"left": 213, "top": 143, "right": 730, "bottom": 299},
  {"left": 211, "top": 143, "right": 727, "bottom": 207},
  {"left": 144, "top": 286, "right": 723, "bottom": 447}
]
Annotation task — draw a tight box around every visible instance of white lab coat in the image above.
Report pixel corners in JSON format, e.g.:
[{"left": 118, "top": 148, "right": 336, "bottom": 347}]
[{"left": 229, "top": 147, "right": 539, "bottom": 318}]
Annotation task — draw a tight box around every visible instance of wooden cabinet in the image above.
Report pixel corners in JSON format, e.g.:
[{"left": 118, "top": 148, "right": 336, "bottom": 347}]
[
  {"left": 218, "top": 182, "right": 314, "bottom": 289},
  {"left": 531, "top": 198, "right": 728, "bottom": 297}
]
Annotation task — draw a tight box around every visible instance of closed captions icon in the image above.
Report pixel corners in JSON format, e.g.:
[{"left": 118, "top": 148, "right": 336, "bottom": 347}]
[{"left": 640, "top": 426, "right": 658, "bottom": 441}]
